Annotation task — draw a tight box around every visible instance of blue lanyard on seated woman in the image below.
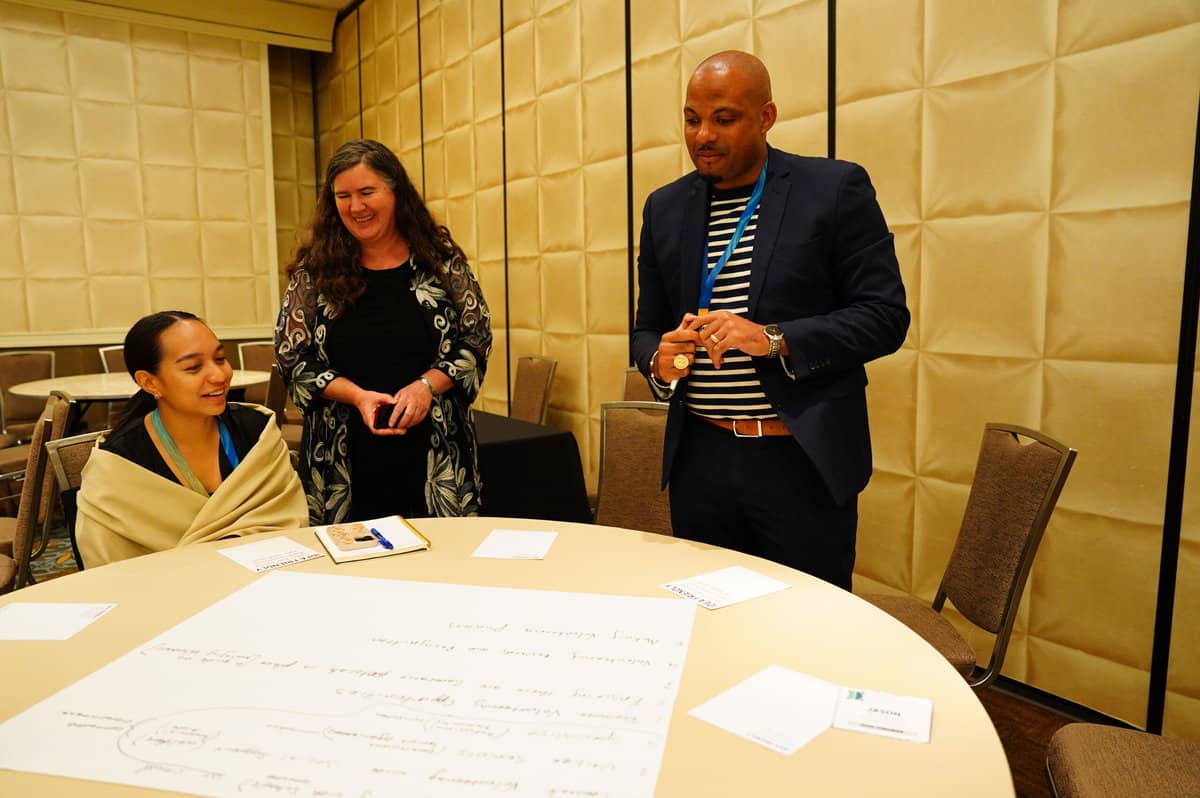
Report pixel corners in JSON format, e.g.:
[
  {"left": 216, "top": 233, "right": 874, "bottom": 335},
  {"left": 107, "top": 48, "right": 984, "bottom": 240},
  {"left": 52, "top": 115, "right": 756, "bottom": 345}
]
[{"left": 150, "top": 409, "right": 240, "bottom": 497}]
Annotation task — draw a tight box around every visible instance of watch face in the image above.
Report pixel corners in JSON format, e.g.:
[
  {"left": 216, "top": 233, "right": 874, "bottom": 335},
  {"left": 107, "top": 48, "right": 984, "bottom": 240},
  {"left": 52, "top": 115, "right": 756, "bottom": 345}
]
[{"left": 765, "top": 324, "right": 783, "bottom": 339}]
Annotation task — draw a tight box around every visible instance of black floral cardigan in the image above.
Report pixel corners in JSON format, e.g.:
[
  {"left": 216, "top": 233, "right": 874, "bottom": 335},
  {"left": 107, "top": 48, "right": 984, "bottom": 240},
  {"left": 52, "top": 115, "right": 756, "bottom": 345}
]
[{"left": 274, "top": 255, "right": 492, "bottom": 524}]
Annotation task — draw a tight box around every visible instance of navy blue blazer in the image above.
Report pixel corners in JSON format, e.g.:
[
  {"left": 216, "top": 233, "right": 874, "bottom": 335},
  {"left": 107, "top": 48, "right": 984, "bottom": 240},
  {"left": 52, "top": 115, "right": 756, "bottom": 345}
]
[{"left": 631, "top": 147, "right": 910, "bottom": 506}]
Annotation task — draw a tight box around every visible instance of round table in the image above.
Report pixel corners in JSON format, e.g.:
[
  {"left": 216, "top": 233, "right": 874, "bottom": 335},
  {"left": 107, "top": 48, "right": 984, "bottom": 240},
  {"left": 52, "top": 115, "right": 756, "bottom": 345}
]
[
  {"left": 9, "top": 370, "right": 270, "bottom": 402},
  {"left": 0, "top": 518, "right": 1014, "bottom": 796}
]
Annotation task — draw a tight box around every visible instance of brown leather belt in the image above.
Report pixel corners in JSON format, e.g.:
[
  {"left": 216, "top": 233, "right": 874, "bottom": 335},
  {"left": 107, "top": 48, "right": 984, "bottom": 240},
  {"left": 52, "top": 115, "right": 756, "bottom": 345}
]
[{"left": 700, "top": 416, "right": 791, "bottom": 438}]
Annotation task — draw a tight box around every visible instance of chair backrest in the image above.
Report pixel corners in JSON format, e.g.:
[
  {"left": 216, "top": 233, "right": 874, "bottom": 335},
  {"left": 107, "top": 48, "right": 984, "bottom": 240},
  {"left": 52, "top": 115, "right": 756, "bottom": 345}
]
[
  {"left": 0, "top": 350, "right": 54, "bottom": 434},
  {"left": 593, "top": 401, "right": 672, "bottom": 536},
  {"left": 264, "top": 365, "right": 288, "bottom": 428},
  {"left": 45, "top": 430, "right": 106, "bottom": 572},
  {"left": 237, "top": 341, "right": 275, "bottom": 405},
  {"left": 510, "top": 356, "right": 556, "bottom": 424},
  {"left": 622, "top": 366, "right": 657, "bottom": 402},
  {"left": 97, "top": 345, "right": 125, "bottom": 374},
  {"left": 936, "top": 423, "right": 1077, "bottom": 687},
  {"left": 4, "top": 406, "right": 54, "bottom": 592}
]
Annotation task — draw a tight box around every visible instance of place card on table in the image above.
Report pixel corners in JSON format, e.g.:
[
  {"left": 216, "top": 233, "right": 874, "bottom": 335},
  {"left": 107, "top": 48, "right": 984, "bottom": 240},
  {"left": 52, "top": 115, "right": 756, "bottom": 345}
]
[
  {"left": 471, "top": 529, "right": 558, "bottom": 560},
  {"left": 0, "top": 602, "right": 115, "bottom": 640},
  {"left": 832, "top": 686, "right": 933, "bottom": 743},
  {"left": 689, "top": 666, "right": 840, "bottom": 755},
  {"left": 661, "top": 565, "right": 791, "bottom": 609},
  {"left": 217, "top": 536, "right": 323, "bottom": 573}
]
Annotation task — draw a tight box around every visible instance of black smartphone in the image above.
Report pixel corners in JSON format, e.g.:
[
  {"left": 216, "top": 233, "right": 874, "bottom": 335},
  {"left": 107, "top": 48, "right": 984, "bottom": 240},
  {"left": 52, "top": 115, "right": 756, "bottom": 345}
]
[{"left": 373, "top": 404, "right": 404, "bottom": 429}]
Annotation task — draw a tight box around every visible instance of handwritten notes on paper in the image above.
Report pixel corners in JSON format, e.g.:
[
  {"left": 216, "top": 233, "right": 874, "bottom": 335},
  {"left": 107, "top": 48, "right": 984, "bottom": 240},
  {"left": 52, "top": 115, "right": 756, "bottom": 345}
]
[{"left": 0, "top": 571, "right": 695, "bottom": 797}]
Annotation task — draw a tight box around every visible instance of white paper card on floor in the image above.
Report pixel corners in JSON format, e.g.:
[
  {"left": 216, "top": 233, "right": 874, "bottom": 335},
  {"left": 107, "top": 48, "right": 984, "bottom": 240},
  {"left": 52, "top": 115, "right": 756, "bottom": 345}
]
[{"left": 0, "top": 571, "right": 695, "bottom": 798}]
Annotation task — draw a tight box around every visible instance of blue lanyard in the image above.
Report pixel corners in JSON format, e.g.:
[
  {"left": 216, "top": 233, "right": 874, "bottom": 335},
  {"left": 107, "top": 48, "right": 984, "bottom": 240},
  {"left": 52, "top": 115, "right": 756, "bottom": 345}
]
[
  {"left": 151, "top": 410, "right": 239, "bottom": 496},
  {"left": 697, "top": 161, "right": 768, "bottom": 312},
  {"left": 218, "top": 418, "right": 240, "bottom": 470}
]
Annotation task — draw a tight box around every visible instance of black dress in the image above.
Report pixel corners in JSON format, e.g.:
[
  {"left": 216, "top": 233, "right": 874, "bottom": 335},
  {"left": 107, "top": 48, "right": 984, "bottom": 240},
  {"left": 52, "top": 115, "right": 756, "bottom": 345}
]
[{"left": 325, "top": 263, "right": 435, "bottom": 519}]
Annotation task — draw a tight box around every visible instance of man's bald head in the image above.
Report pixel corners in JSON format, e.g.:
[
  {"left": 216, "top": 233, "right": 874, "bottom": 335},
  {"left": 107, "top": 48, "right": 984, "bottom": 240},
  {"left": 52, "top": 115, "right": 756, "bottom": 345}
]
[
  {"left": 690, "top": 51, "right": 773, "bottom": 106},
  {"left": 683, "top": 51, "right": 777, "bottom": 188}
]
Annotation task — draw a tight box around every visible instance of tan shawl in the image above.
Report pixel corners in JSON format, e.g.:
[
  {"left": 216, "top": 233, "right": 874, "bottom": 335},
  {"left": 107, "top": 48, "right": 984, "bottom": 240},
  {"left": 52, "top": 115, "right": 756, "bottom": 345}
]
[{"left": 77, "top": 406, "right": 308, "bottom": 568}]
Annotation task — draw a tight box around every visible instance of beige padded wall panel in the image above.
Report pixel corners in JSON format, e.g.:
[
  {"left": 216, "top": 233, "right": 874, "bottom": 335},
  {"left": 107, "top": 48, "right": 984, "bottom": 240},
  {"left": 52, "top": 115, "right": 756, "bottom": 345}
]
[
  {"left": 503, "top": 0, "right": 626, "bottom": 489},
  {"left": 0, "top": 0, "right": 275, "bottom": 341},
  {"left": 840, "top": 0, "right": 1200, "bottom": 734},
  {"left": 268, "top": 46, "right": 316, "bottom": 295},
  {"left": 419, "top": 0, "right": 506, "bottom": 414}
]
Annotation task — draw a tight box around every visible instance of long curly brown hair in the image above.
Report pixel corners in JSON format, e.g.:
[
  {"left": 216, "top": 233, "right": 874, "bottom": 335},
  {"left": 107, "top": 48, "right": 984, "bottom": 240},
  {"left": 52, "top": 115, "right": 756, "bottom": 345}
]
[{"left": 287, "top": 139, "right": 465, "bottom": 314}]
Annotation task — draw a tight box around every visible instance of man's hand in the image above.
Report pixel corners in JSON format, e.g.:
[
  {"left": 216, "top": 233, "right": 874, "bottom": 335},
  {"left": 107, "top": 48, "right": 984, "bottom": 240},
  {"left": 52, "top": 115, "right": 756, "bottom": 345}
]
[
  {"left": 653, "top": 319, "right": 702, "bottom": 381},
  {"left": 683, "top": 310, "right": 773, "bottom": 369}
]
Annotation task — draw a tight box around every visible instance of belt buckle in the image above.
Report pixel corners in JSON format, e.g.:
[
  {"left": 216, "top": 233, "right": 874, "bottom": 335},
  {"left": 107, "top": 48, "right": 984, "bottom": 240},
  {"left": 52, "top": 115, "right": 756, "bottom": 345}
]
[{"left": 732, "top": 420, "right": 763, "bottom": 438}]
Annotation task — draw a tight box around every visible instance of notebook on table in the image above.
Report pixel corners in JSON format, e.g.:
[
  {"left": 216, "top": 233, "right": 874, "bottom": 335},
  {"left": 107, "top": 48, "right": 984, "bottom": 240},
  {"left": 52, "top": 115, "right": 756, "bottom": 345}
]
[{"left": 313, "top": 515, "right": 430, "bottom": 563}]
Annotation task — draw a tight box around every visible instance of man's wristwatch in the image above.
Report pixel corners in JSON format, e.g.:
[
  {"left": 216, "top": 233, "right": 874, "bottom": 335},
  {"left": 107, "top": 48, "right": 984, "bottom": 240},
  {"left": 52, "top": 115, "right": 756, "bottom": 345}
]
[{"left": 763, "top": 324, "right": 784, "bottom": 359}]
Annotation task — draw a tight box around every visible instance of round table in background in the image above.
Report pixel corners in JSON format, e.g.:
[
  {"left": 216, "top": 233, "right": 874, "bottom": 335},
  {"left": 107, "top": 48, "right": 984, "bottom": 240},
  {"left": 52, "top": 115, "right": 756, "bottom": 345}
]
[
  {"left": 9, "top": 370, "right": 270, "bottom": 402},
  {"left": 0, "top": 517, "right": 1015, "bottom": 797}
]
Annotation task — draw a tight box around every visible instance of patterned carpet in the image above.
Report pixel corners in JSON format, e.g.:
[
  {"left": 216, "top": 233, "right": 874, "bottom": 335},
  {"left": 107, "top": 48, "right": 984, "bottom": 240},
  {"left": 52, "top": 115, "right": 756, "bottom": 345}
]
[{"left": 28, "top": 527, "right": 81, "bottom": 585}]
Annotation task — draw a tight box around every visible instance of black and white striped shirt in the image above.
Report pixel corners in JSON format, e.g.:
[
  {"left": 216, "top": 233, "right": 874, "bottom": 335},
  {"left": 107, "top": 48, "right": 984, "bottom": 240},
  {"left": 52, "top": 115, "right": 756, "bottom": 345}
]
[{"left": 685, "top": 184, "right": 776, "bottom": 421}]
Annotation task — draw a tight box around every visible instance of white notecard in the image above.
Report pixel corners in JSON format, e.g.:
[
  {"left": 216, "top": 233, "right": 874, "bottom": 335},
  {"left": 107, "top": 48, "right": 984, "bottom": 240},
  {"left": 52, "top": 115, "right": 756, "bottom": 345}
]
[
  {"left": 0, "top": 602, "right": 115, "bottom": 640},
  {"left": 689, "top": 666, "right": 840, "bottom": 755},
  {"left": 661, "top": 565, "right": 791, "bottom": 609},
  {"left": 471, "top": 529, "right": 558, "bottom": 560},
  {"left": 217, "top": 536, "right": 323, "bottom": 573},
  {"left": 832, "top": 687, "right": 933, "bottom": 743}
]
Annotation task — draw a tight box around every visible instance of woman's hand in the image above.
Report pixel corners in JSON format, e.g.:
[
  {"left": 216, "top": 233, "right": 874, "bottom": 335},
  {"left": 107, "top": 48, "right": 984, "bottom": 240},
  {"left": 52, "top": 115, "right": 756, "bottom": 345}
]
[
  {"left": 352, "top": 390, "right": 408, "bottom": 436},
  {"left": 384, "top": 379, "right": 436, "bottom": 433}
]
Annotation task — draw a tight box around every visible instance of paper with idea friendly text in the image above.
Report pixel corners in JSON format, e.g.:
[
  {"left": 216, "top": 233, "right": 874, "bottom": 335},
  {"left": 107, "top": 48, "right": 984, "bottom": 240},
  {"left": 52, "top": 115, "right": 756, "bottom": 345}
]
[
  {"left": 217, "top": 536, "right": 323, "bottom": 573},
  {"left": 0, "top": 602, "right": 115, "bottom": 640},
  {"left": 471, "top": 529, "right": 558, "bottom": 560},
  {"left": 661, "top": 565, "right": 791, "bottom": 609}
]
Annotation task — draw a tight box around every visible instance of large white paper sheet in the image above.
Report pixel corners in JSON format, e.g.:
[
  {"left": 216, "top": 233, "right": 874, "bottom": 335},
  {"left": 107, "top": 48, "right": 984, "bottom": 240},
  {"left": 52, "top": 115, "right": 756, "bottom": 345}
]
[{"left": 0, "top": 571, "right": 694, "bottom": 797}]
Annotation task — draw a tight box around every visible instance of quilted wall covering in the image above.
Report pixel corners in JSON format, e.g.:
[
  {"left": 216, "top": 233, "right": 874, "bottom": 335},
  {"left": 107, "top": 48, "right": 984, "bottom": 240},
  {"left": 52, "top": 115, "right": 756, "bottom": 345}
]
[
  {"left": 273, "top": 0, "right": 1200, "bottom": 737},
  {"left": 0, "top": 0, "right": 278, "bottom": 342}
]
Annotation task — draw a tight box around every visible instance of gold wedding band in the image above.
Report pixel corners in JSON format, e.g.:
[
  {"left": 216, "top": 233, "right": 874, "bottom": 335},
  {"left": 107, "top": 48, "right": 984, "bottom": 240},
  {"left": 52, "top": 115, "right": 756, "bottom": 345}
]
[
  {"left": 710, "top": 333, "right": 721, "bottom": 345},
  {"left": 672, "top": 354, "right": 690, "bottom": 370}
]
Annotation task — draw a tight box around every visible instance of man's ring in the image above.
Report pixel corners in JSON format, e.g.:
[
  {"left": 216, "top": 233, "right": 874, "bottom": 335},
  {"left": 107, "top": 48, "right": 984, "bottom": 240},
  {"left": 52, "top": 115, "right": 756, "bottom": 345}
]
[
  {"left": 710, "top": 333, "right": 721, "bottom": 345},
  {"left": 672, "top": 354, "right": 689, "bottom": 370}
]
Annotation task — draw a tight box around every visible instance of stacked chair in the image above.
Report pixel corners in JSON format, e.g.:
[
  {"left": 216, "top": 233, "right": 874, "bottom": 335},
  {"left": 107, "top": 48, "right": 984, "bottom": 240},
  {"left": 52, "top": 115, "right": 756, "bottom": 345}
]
[{"left": 0, "top": 392, "right": 75, "bottom": 592}]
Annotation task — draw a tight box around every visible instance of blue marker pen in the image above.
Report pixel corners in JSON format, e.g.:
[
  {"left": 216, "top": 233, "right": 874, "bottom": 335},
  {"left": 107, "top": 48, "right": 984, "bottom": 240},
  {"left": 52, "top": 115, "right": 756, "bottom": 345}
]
[{"left": 369, "top": 527, "right": 394, "bottom": 550}]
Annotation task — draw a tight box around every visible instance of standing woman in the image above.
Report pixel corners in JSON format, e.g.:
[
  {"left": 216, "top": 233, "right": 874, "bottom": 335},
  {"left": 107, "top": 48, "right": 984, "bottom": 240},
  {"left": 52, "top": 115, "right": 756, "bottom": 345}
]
[
  {"left": 275, "top": 139, "right": 491, "bottom": 524},
  {"left": 77, "top": 311, "right": 308, "bottom": 567}
]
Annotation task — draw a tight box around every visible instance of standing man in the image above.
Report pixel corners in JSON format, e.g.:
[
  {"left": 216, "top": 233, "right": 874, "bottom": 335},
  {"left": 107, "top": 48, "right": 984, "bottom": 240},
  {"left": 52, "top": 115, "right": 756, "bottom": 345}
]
[{"left": 632, "top": 51, "right": 909, "bottom": 590}]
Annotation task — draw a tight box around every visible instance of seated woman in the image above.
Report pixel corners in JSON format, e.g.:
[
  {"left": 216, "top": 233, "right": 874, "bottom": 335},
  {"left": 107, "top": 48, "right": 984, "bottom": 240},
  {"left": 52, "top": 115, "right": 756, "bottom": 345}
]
[{"left": 77, "top": 311, "right": 308, "bottom": 567}]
